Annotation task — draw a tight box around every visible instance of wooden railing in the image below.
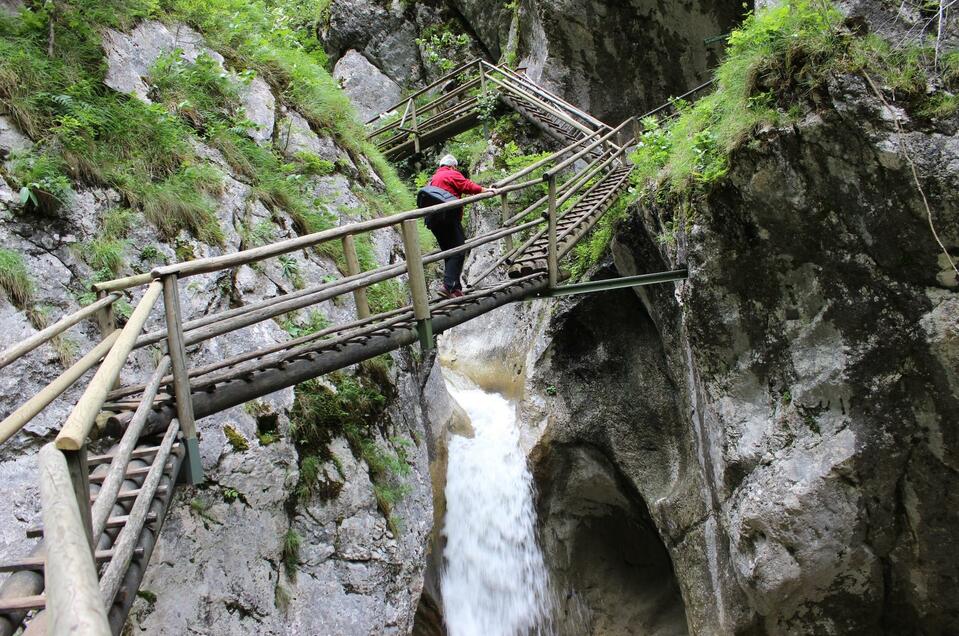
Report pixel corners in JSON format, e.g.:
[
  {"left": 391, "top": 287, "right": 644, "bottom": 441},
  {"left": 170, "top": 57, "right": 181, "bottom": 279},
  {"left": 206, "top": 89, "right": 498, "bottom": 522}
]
[
  {"left": 0, "top": 107, "right": 635, "bottom": 632},
  {"left": 366, "top": 59, "right": 617, "bottom": 159},
  {"left": 0, "top": 51, "right": 723, "bottom": 630}
]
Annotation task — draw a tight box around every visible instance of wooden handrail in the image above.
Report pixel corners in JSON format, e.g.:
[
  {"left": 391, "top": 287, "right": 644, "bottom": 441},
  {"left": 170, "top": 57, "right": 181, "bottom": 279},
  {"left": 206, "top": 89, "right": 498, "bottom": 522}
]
[
  {"left": 364, "top": 58, "right": 482, "bottom": 125},
  {"left": 544, "top": 118, "right": 634, "bottom": 179},
  {"left": 0, "top": 331, "right": 121, "bottom": 445},
  {"left": 38, "top": 444, "right": 111, "bottom": 634},
  {"left": 0, "top": 293, "right": 120, "bottom": 370},
  {"left": 149, "top": 178, "right": 539, "bottom": 281},
  {"left": 56, "top": 282, "right": 163, "bottom": 451}
]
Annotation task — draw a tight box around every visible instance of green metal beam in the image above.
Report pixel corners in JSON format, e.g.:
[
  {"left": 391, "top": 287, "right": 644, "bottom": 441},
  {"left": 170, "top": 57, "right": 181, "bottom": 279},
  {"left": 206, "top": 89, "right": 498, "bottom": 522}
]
[{"left": 534, "top": 269, "right": 688, "bottom": 298}]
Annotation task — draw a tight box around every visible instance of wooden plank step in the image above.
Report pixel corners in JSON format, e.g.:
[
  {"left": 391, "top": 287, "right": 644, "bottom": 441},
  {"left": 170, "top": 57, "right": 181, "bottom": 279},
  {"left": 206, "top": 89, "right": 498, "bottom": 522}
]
[
  {"left": 90, "top": 485, "right": 169, "bottom": 504},
  {"left": 88, "top": 463, "right": 172, "bottom": 484},
  {"left": 88, "top": 444, "right": 180, "bottom": 467},
  {"left": 0, "top": 594, "right": 45, "bottom": 613},
  {"left": 27, "top": 512, "right": 158, "bottom": 539},
  {"left": 0, "top": 548, "right": 144, "bottom": 573}
]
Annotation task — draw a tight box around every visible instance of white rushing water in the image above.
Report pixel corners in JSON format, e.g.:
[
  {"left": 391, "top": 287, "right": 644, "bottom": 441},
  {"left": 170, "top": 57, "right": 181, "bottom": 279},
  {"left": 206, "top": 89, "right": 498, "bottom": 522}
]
[{"left": 441, "top": 378, "right": 553, "bottom": 636}]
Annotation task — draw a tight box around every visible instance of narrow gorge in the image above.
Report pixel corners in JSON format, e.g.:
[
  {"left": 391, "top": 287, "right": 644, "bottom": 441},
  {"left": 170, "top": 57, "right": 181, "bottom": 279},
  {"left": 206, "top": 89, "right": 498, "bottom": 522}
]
[{"left": 0, "top": 0, "right": 956, "bottom": 634}]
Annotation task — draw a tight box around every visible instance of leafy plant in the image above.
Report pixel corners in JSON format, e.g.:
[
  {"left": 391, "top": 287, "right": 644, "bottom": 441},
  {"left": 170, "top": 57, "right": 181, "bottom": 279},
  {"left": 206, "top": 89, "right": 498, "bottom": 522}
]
[{"left": 10, "top": 153, "right": 73, "bottom": 214}]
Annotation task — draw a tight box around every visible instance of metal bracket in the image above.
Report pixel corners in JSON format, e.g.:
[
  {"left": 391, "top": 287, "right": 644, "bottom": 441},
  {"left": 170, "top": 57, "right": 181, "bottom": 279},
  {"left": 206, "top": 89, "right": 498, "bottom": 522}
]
[{"left": 532, "top": 269, "right": 688, "bottom": 298}]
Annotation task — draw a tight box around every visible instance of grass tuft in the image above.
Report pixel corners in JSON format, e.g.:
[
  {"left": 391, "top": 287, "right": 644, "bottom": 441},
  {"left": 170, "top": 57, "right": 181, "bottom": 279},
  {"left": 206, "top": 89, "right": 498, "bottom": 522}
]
[{"left": 0, "top": 249, "right": 34, "bottom": 308}]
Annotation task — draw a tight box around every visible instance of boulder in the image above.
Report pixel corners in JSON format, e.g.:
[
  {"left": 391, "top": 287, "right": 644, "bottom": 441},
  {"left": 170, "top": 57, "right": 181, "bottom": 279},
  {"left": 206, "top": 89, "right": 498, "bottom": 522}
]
[
  {"left": 333, "top": 50, "right": 404, "bottom": 123},
  {"left": 322, "top": 0, "right": 423, "bottom": 86}
]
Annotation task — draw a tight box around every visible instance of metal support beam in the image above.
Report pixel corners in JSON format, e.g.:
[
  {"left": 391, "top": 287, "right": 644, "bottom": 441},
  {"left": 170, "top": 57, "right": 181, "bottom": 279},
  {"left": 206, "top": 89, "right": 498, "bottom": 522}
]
[
  {"left": 400, "top": 220, "right": 433, "bottom": 352},
  {"left": 534, "top": 269, "right": 688, "bottom": 298},
  {"left": 546, "top": 175, "right": 558, "bottom": 288},
  {"left": 161, "top": 275, "right": 202, "bottom": 485}
]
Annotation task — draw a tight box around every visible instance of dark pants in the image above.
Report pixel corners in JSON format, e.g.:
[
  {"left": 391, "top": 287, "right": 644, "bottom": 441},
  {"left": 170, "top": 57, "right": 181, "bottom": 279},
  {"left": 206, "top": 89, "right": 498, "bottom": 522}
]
[{"left": 428, "top": 216, "right": 467, "bottom": 291}]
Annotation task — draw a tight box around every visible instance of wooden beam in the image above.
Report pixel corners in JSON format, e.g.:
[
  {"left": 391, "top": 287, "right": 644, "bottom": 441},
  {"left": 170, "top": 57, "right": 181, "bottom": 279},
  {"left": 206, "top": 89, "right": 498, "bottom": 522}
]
[
  {"left": 401, "top": 220, "right": 432, "bottom": 351},
  {"left": 0, "top": 331, "right": 120, "bottom": 445},
  {"left": 161, "top": 275, "right": 202, "bottom": 485},
  {"left": 0, "top": 293, "right": 119, "bottom": 370},
  {"left": 37, "top": 444, "right": 111, "bottom": 635},
  {"left": 342, "top": 235, "right": 371, "bottom": 319},
  {"left": 56, "top": 282, "right": 163, "bottom": 451}
]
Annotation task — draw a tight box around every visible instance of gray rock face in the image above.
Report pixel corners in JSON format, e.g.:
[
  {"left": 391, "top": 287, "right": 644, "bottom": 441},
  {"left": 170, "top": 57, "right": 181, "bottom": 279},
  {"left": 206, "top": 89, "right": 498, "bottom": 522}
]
[
  {"left": 322, "top": 0, "right": 424, "bottom": 86},
  {"left": 102, "top": 21, "right": 275, "bottom": 143},
  {"left": 443, "top": 0, "right": 745, "bottom": 123},
  {"left": 102, "top": 21, "right": 219, "bottom": 101},
  {"left": 333, "top": 50, "right": 405, "bottom": 122},
  {"left": 0, "top": 116, "right": 31, "bottom": 159},
  {"left": 580, "top": 74, "right": 959, "bottom": 633}
]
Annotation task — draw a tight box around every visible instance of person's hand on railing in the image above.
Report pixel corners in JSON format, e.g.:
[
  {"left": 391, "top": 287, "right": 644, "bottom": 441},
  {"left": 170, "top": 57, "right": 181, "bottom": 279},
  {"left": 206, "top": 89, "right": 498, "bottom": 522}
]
[{"left": 484, "top": 187, "right": 500, "bottom": 195}]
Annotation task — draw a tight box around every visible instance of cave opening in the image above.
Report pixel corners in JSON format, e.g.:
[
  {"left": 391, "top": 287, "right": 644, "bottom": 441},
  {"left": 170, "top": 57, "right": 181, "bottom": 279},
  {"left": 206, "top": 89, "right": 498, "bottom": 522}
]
[{"left": 537, "top": 445, "right": 689, "bottom": 636}]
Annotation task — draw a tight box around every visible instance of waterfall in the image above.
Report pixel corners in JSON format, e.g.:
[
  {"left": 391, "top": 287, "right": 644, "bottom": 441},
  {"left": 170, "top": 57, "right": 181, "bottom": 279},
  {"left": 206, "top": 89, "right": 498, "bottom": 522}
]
[{"left": 441, "top": 378, "right": 553, "bottom": 636}]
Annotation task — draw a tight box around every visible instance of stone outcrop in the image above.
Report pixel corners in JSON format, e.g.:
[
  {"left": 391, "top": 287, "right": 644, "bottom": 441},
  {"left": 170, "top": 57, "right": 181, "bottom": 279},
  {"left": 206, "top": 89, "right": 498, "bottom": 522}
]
[
  {"left": 521, "top": 72, "right": 959, "bottom": 634},
  {"left": 321, "top": 0, "right": 425, "bottom": 86},
  {"left": 447, "top": 0, "right": 746, "bottom": 123},
  {"left": 333, "top": 50, "right": 404, "bottom": 123}
]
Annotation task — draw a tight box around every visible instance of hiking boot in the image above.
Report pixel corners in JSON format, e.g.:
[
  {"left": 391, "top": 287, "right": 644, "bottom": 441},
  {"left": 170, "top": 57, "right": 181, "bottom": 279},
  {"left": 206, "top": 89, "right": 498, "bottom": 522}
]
[{"left": 439, "top": 285, "right": 464, "bottom": 299}]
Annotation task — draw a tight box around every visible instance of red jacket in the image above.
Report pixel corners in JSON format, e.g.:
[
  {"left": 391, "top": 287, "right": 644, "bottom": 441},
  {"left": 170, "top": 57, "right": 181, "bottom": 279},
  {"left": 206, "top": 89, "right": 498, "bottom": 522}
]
[{"left": 430, "top": 166, "right": 484, "bottom": 198}]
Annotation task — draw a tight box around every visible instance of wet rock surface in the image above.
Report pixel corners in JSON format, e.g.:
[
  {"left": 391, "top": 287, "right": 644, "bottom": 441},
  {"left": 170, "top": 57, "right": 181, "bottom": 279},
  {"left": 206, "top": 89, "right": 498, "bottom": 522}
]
[{"left": 596, "top": 75, "right": 959, "bottom": 633}]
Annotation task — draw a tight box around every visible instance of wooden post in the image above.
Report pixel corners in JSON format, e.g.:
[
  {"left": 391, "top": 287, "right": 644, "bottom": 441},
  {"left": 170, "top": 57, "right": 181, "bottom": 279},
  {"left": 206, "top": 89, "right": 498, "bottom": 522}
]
[
  {"left": 409, "top": 98, "right": 421, "bottom": 155},
  {"left": 38, "top": 444, "right": 111, "bottom": 635},
  {"left": 546, "top": 174, "right": 558, "bottom": 288},
  {"left": 341, "top": 235, "right": 371, "bottom": 319},
  {"left": 478, "top": 59, "right": 490, "bottom": 139},
  {"left": 161, "top": 274, "right": 202, "bottom": 485},
  {"left": 400, "top": 220, "right": 433, "bottom": 351},
  {"left": 63, "top": 447, "right": 93, "bottom": 552},
  {"left": 501, "top": 193, "right": 513, "bottom": 251},
  {"left": 95, "top": 290, "right": 116, "bottom": 338}
]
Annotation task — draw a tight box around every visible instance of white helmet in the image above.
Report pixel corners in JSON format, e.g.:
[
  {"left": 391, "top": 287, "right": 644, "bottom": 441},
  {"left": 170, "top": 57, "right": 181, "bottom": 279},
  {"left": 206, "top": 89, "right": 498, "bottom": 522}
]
[{"left": 439, "top": 154, "right": 458, "bottom": 167}]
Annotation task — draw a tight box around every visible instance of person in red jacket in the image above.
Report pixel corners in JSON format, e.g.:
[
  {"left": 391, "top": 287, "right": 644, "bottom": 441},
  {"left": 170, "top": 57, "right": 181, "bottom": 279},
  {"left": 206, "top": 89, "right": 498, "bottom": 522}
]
[{"left": 426, "top": 154, "right": 497, "bottom": 297}]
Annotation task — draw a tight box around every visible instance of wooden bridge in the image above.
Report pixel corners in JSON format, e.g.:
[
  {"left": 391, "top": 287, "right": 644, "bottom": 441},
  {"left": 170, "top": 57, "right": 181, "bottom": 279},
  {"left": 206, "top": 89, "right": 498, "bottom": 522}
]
[{"left": 0, "top": 59, "right": 689, "bottom": 634}]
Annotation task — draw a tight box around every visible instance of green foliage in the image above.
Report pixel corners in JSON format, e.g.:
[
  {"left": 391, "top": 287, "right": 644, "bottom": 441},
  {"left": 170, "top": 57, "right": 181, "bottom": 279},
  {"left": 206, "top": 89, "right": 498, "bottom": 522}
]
[
  {"left": 223, "top": 486, "right": 241, "bottom": 502},
  {"left": 282, "top": 529, "right": 301, "bottom": 578},
  {"left": 367, "top": 280, "right": 407, "bottom": 314},
  {"left": 238, "top": 219, "right": 276, "bottom": 249},
  {"left": 416, "top": 25, "right": 472, "bottom": 72},
  {"left": 475, "top": 89, "right": 500, "bottom": 123},
  {"left": 296, "top": 453, "right": 343, "bottom": 500},
  {"left": 86, "top": 238, "right": 128, "bottom": 274},
  {"left": 280, "top": 309, "right": 330, "bottom": 338},
  {"left": 288, "top": 372, "right": 388, "bottom": 455},
  {"left": 136, "top": 590, "right": 158, "bottom": 604},
  {"left": 10, "top": 152, "right": 73, "bottom": 213},
  {"left": 224, "top": 424, "right": 250, "bottom": 451},
  {"left": 294, "top": 151, "right": 335, "bottom": 176},
  {"left": 278, "top": 255, "right": 304, "bottom": 289},
  {"left": 0, "top": 249, "right": 34, "bottom": 308}
]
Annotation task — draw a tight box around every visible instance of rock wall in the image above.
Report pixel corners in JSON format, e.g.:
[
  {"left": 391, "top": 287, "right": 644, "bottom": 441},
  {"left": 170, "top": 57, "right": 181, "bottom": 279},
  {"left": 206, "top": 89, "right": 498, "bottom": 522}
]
[
  {"left": 449, "top": 0, "right": 746, "bottom": 123},
  {"left": 525, "top": 72, "right": 959, "bottom": 634},
  {"left": 0, "top": 18, "right": 448, "bottom": 635}
]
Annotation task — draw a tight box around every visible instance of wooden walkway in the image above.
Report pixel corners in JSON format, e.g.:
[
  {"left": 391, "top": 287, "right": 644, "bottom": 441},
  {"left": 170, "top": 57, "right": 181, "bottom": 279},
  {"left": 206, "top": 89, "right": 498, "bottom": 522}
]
[{"left": 0, "top": 59, "right": 678, "bottom": 635}]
